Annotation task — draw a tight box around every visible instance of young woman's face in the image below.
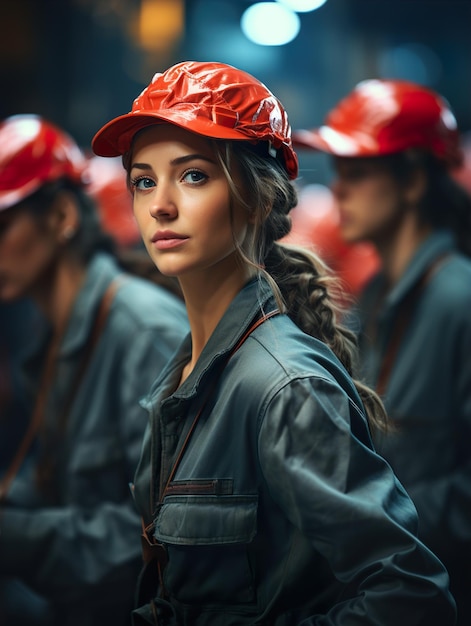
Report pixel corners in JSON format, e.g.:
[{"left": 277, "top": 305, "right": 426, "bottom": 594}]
[
  {"left": 129, "top": 124, "right": 251, "bottom": 281},
  {"left": 330, "top": 156, "right": 408, "bottom": 245},
  {"left": 0, "top": 205, "right": 59, "bottom": 301}
]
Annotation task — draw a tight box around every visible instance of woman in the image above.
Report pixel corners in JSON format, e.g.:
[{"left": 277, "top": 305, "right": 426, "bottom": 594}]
[
  {"left": 0, "top": 114, "right": 189, "bottom": 626},
  {"left": 293, "top": 79, "right": 471, "bottom": 625},
  {"left": 92, "top": 62, "right": 456, "bottom": 625}
]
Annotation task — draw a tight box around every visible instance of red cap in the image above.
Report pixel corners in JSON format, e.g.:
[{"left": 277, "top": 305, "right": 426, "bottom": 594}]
[
  {"left": 0, "top": 114, "right": 88, "bottom": 211},
  {"left": 87, "top": 156, "right": 141, "bottom": 247},
  {"left": 92, "top": 60, "right": 298, "bottom": 179},
  {"left": 293, "top": 79, "right": 463, "bottom": 169}
]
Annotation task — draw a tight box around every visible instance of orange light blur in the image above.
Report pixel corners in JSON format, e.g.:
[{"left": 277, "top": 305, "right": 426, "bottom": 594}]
[{"left": 138, "top": 0, "right": 184, "bottom": 51}]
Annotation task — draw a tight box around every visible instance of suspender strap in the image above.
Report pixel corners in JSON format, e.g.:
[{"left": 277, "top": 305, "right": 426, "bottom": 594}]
[{"left": 140, "top": 308, "right": 280, "bottom": 569}]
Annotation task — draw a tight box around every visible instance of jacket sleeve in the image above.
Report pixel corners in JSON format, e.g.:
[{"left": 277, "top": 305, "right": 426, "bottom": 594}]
[
  {"left": 0, "top": 323, "right": 182, "bottom": 604},
  {"left": 258, "top": 375, "right": 456, "bottom": 625}
]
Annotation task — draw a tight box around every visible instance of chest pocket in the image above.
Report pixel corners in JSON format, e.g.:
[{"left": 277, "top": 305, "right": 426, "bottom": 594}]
[{"left": 155, "top": 493, "right": 259, "bottom": 605}]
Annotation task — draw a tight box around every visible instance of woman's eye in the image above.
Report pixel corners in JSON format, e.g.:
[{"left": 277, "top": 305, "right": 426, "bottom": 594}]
[
  {"left": 182, "top": 170, "right": 207, "bottom": 184},
  {"left": 131, "top": 176, "right": 155, "bottom": 191}
]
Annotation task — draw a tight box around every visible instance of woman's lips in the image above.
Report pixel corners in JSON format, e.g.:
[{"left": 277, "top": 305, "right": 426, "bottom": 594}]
[{"left": 152, "top": 230, "right": 188, "bottom": 250}]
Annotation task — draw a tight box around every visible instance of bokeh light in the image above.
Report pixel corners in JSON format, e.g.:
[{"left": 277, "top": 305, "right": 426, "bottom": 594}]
[
  {"left": 277, "top": 0, "right": 329, "bottom": 12},
  {"left": 241, "top": 2, "right": 301, "bottom": 46}
]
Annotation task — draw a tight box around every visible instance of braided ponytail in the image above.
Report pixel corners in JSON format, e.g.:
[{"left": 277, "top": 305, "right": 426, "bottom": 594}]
[{"left": 216, "top": 141, "right": 388, "bottom": 434}]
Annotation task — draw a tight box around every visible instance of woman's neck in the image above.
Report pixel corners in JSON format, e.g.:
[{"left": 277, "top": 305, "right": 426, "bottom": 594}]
[
  {"left": 178, "top": 265, "right": 254, "bottom": 384},
  {"left": 375, "top": 216, "right": 432, "bottom": 288},
  {"left": 33, "top": 257, "right": 88, "bottom": 338}
]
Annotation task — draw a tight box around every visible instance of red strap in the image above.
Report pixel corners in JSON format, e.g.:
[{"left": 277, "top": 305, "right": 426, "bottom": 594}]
[
  {"left": 162, "top": 308, "right": 279, "bottom": 497},
  {"left": 141, "top": 308, "right": 280, "bottom": 565}
]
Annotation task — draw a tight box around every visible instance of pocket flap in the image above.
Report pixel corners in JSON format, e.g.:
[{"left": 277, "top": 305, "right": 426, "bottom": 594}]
[{"left": 155, "top": 495, "right": 258, "bottom": 545}]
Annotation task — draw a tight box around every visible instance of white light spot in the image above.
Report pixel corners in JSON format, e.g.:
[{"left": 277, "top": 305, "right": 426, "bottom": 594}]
[
  {"left": 276, "top": 0, "right": 328, "bottom": 12},
  {"left": 241, "top": 2, "right": 300, "bottom": 46}
]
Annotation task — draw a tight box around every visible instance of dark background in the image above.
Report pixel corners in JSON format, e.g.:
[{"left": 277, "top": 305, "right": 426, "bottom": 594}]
[{"left": 1, "top": 0, "right": 470, "bottom": 185}]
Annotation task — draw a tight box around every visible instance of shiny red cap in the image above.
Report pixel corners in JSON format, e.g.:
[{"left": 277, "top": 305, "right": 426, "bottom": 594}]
[
  {"left": 87, "top": 156, "right": 141, "bottom": 247},
  {"left": 92, "top": 60, "right": 298, "bottom": 179},
  {"left": 0, "top": 114, "right": 88, "bottom": 211},
  {"left": 293, "top": 79, "right": 463, "bottom": 169}
]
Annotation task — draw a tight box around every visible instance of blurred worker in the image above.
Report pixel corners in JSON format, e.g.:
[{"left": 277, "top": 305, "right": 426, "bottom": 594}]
[
  {"left": 293, "top": 78, "right": 471, "bottom": 625},
  {"left": 0, "top": 114, "right": 189, "bottom": 626},
  {"left": 282, "top": 182, "right": 380, "bottom": 305}
]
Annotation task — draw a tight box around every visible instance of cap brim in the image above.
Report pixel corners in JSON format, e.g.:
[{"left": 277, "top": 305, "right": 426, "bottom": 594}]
[
  {"left": 292, "top": 126, "right": 370, "bottom": 157},
  {"left": 291, "top": 128, "right": 334, "bottom": 153},
  {"left": 92, "top": 111, "right": 252, "bottom": 158}
]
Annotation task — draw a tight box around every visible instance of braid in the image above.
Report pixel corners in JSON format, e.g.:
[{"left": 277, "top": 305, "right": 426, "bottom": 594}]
[
  {"left": 216, "top": 140, "right": 389, "bottom": 435},
  {"left": 265, "top": 243, "right": 351, "bottom": 363}
]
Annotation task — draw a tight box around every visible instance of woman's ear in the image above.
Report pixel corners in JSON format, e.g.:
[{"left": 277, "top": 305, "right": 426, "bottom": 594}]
[{"left": 48, "top": 191, "right": 81, "bottom": 243}]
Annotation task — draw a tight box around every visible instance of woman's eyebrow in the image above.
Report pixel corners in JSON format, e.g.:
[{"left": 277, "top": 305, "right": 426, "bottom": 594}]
[
  {"left": 171, "top": 154, "right": 216, "bottom": 166},
  {"left": 129, "top": 162, "right": 152, "bottom": 171},
  {"left": 130, "top": 154, "right": 216, "bottom": 171}
]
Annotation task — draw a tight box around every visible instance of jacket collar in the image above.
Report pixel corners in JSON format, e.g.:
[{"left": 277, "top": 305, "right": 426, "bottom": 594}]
[
  {"left": 383, "top": 230, "right": 456, "bottom": 310},
  {"left": 25, "top": 253, "right": 122, "bottom": 365},
  {"left": 142, "top": 277, "right": 276, "bottom": 409}
]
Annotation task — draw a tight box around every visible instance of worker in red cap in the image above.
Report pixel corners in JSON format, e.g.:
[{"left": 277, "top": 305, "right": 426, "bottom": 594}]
[
  {"left": 294, "top": 78, "right": 471, "bottom": 625},
  {"left": 92, "top": 61, "right": 456, "bottom": 625},
  {"left": 281, "top": 182, "right": 380, "bottom": 305},
  {"left": 0, "top": 114, "right": 188, "bottom": 626}
]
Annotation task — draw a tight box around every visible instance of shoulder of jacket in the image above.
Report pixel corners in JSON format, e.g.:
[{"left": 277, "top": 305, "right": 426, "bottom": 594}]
[{"left": 110, "top": 276, "right": 187, "bottom": 327}]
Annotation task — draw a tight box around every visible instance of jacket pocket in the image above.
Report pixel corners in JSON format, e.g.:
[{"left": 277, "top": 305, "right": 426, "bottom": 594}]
[
  {"left": 154, "top": 494, "right": 258, "bottom": 605},
  {"left": 156, "top": 494, "right": 258, "bottom": 545}
]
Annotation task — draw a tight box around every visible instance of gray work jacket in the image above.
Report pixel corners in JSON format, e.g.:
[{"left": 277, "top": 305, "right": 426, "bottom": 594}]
[
  {"left": 132, "top": 277, "right": 455, "bottom": 625},
  {"left": 0, "top": 253, "right": 188, "bottom": 625},
  {"left": 354, "top": 230, "right": 471, "bottom": 622}
]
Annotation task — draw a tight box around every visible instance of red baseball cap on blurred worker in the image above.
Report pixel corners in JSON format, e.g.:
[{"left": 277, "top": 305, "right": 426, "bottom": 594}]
[
  {"left": 92, "top": 60, "right": 299, "bottom": 180},
  {"left": 293, "top": 79, "right": 463, "bottom": 169},
  {"left": 0, "top": 114, "right": 88, "bottom": 211},
  {"left": 87, "top": 155, "right": 141, "bottom": 248}
]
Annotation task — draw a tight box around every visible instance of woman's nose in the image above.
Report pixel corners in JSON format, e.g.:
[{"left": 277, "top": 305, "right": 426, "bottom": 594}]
[{"left": 149, "top": 187, "right": 177, "bottom": 219}]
